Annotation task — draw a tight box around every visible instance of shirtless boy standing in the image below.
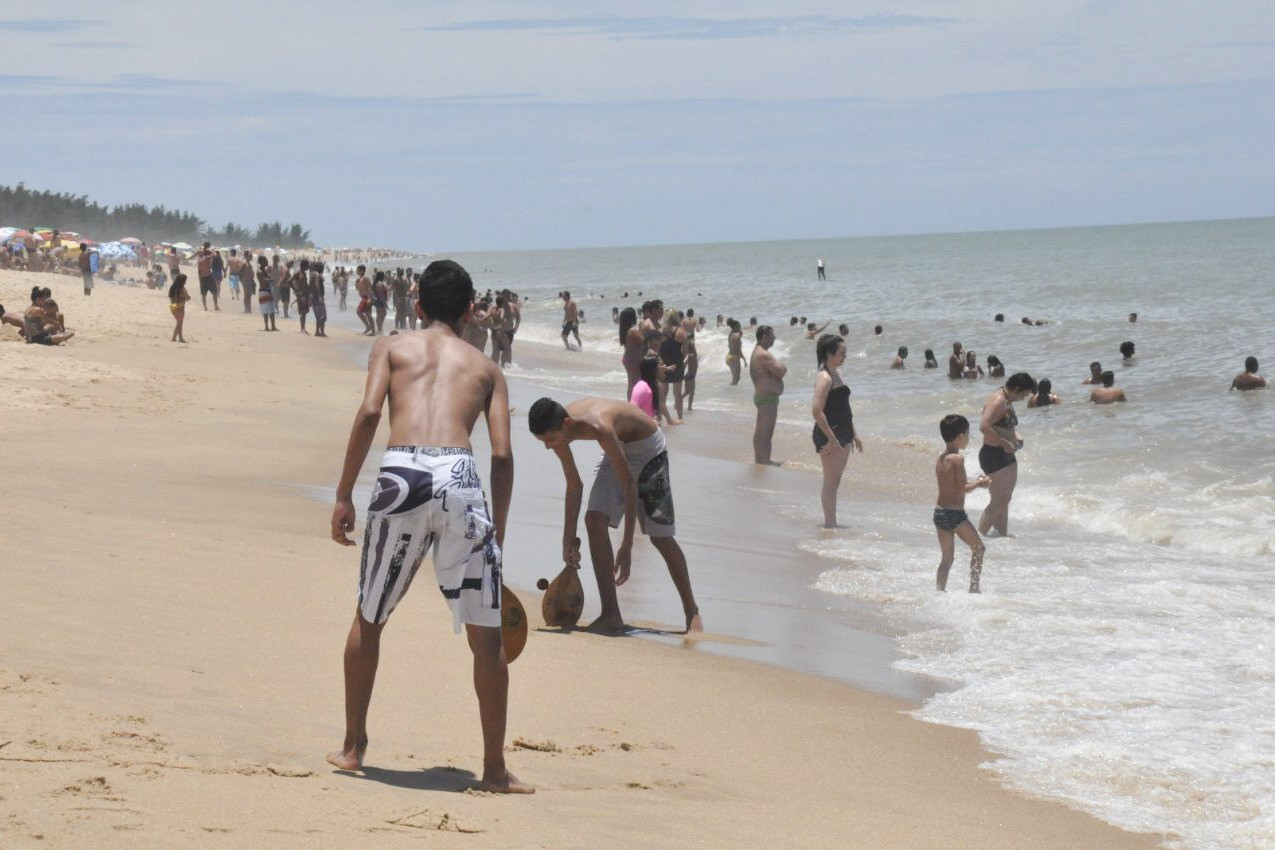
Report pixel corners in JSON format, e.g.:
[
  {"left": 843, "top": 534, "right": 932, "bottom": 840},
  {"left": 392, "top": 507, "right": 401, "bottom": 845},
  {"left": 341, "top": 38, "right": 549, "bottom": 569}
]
[
  {"left": 327, "top": 259, "right": 530, "bottom": 794},
  {"left": 561, "top": 292, "right": 580, "bottom": 351},
  {"left": 528, "top": 396, "right": 702, "bottom": 634},
  {"left": 1089, "top": 371, "right": 1127, "bottom": 404},
  {"left": 933, "top": 414, "right": 989, "bottom": 593}
]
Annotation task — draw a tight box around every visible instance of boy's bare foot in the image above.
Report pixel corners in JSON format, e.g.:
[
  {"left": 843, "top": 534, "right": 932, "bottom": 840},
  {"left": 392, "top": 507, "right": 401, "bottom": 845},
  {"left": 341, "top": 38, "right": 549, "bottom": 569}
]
[
  {"left": 325, "top": 742, "right": 367, "bottom": 771},
  {"left": 685, "top": 612, "right": 703, "bottom": 634},
  {"left": 478, "top": 769, "right": 535, "bottom": 794}
]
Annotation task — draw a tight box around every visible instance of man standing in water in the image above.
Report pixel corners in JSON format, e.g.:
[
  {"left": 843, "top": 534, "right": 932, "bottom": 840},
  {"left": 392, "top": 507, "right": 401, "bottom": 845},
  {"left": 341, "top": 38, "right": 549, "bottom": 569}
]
[
  {"left": 327, "top": 259, "right": 530, "bottom": 794},
  {"left": 561, "top": 291, "right": 580, "bottom": 351},
  {"left": 750, "top": 326, "right": 786, "bottom": 465},
  {"left": 948, "top": 342, "right": 964, "bottom": 379},
  {"left": 817, "top": 258, "right": 825, "bottom": 280},
  {"left": 1230, "top": 356, "right": 1267, "bottom": 390},
  {"left": 528, "top": 396, "right": 702, "bottom": 634}
]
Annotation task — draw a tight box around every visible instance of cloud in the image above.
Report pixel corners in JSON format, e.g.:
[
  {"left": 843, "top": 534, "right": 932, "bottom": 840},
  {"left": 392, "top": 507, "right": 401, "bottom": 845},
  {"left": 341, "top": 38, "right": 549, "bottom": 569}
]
[
  {"left": 424, "top": 14, "right": 958, "bottom": 41},
  {"left": 0, "top": 19, "right": 99, "bottom": 33},
  {"left": 51, "top": 40, "right": 134, "bottom": 49},
  {"left": 0, "top": 72, "right": 66, "bottom": 89}
]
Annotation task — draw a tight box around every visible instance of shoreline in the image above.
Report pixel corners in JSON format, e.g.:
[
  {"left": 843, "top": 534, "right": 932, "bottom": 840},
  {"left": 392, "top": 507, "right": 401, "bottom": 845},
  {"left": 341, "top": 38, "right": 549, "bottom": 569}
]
[{"left": 0, "top": 269, "right": 1166, "bottom": 847}]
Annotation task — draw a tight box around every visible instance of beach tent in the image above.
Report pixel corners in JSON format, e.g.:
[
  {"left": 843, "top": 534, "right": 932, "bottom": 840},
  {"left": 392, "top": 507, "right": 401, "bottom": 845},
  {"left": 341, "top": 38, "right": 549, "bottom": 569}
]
[{"left": 97, "top": 241, "right": 138, "bottom": 261}]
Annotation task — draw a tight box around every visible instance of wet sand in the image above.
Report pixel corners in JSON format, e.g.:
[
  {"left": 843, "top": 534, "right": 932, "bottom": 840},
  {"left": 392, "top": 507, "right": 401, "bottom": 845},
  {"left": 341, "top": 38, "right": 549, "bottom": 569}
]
[{"left": 0, "top": 269, "right": 1165, "bottom": 847}]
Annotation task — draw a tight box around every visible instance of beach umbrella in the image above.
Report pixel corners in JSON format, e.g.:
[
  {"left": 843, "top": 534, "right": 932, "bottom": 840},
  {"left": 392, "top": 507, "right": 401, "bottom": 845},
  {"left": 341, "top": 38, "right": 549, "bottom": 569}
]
[
  {"left": 119, "top": 236, "right": 143, "bottom": 245},
  {"left": 171, "top": 241, "right": 194, "bottom": 252},
  {"left": 0, "top": 226, "right": 18, "bottom": 245}
]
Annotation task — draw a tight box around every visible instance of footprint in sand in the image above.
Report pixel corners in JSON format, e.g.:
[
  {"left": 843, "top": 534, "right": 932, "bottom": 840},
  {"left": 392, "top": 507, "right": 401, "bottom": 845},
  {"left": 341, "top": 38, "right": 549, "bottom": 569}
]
[{"left": 386, "top": 809, "right": 483, "bottom": 833}]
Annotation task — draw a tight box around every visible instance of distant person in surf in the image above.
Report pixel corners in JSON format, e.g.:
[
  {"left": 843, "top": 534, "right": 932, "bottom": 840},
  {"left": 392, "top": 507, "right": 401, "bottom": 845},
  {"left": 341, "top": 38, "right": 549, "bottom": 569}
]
[
  {"left": 933, "top": 414, "right": 989, "bottom": 593},
  {"left": 1230, "top": 356, "right": 1267, "bottom": 391},
  {"left": 1089, "top": 371, "right": 1127, "bottom": 404}
]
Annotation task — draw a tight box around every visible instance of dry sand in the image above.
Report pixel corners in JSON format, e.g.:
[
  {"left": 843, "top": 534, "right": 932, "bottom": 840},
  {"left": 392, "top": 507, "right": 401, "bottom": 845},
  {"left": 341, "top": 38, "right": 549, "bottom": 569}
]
[{"left": 0, "top": 268, "right": 1165, "bottom": 847}]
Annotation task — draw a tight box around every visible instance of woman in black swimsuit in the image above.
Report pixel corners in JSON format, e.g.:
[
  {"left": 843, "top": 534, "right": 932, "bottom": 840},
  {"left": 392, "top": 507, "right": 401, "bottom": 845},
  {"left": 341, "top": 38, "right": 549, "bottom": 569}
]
[
  {"left": 812, "top": 333, "right": 863, "bottom": 529},
  {"left": 977, "top": 372, "right": 1036, "bottom": 537},
  {"left": 658, "top": 309, "right": 687, "bottom": 421}
]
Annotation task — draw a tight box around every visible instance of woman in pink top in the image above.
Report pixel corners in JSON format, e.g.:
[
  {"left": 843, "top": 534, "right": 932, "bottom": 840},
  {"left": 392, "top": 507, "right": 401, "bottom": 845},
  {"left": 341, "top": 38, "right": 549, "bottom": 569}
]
[{"left": 629, "top": 356, "right": 661, "bottom": 420}]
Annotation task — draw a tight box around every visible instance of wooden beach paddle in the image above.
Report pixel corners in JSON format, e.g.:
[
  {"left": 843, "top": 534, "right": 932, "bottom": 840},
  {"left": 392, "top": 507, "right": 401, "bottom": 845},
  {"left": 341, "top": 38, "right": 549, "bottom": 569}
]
[
  {"left": 537, "top": 537, "right": 585, "bottom": 628},
  {"left": 501, "top": 585, "right": 529, "bottom": 663}
]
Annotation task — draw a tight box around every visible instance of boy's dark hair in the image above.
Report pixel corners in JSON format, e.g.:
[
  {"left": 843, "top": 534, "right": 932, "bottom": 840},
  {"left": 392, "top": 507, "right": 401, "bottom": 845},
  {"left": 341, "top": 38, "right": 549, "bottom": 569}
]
[
  {"left": 1090, "top": 360, "right": 1101, "bottom": 371},
  {"left": 1101, "top": 371, "right": 1115, "bottom": 387},
  {"left": 356, "top": 264, "right": 365, "bottom": 274},
  {"left": 940, "top": 414, "right": 969, "bottom": 443},
  {"left": 1245, "top": 356, "right": 1259, "bottom": 373},
  {"left": 898, "top": 346, "right": 908, "bottom": 358},
  {"left": 312, "top": 260, "right": 324, "bottom": 274},
  {"left": 418, "top": 260, "right": 474, "bottom": 324},
  {"left": 1006, "top": 372, "right": 1036, "bottom": 392},
  {"left": 1120, "top": 340, "right": 1135, "bottom": 358},
  {"left": 300, "top": 259, "right": 310, "bottom": 273},
  {"left": 229, "top": 248, "right": 237, "bottom": 256},
  {"left": 874, "top": 324, "right": 883, "bottom": 334},
  {"left": 755, "top": 325, "right": 772, "bottom": 343},
  {"left": 528, "top": 397, "right": 569, "bottom": 435},
  {"left": 994, "top": 313, "right": 1004, "bottom": 322}
]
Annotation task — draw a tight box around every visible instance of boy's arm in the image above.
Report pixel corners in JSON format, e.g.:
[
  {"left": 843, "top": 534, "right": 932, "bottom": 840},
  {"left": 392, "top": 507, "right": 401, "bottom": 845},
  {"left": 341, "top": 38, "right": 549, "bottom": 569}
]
[
  {"left": 484, "top": 369, "right": 513, "bottom": 548},
  {"left": 596, "top": 427, "right": 637, "bottom": 584},
  {"left": 553, "top": 444, "right": 585, "bottom": 566},
  {"left": 331, "top": 339, "right": 391, "bottom": 545}
]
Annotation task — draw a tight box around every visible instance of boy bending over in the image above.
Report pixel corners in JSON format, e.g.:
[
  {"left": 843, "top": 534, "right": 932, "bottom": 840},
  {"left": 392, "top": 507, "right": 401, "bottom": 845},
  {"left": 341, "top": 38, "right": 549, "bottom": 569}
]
[{"left": 528, "top": 397, "right": 702, "bottom": 633}]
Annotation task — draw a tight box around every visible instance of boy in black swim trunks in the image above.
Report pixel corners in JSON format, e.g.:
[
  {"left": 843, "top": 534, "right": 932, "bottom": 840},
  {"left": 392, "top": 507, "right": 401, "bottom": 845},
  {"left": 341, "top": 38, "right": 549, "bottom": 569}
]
[{"left": 934, "top": 414, "right": 989, "bottom": 593}]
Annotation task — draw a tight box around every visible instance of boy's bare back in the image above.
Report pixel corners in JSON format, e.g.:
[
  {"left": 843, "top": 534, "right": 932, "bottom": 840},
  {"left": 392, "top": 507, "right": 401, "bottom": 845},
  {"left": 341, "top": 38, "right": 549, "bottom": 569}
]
[
  {"left": 565, "top": 397, "right": 656, "bottom": 444},
  {"left": 373, "top": 327, "right": 505, "bottom": 448},
  {"left": 935, "top": 451, "right": 969, "bottom": 509}
]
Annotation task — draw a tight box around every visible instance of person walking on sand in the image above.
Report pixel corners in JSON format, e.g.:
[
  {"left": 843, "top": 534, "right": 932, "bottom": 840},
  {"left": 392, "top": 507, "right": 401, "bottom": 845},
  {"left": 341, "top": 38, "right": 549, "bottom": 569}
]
[
  {"left": 811, "top": 334, "right": 862, "bottom": 528},
  {"left": 256, "top": 255, "right": 278, "bottom": 331},
  {"left": 1230, "top": 356, "right": 1266, "bottom": 391},
  {"left": 529, "top": 396, "right": 702, "bottom": 634},
  {"left": 327, "top": 259, "right": 531, "bottom": 794},
  {"left": 933, "top": 414, "right": 989, "bottom": 593},
  {"left": 239, "top": 250, "right": 256, "bottom": 314},
  {"left": 196, "top": 242, "right": 219, "bottom": 311},
  {"left": 168, "top": 274, "right": 190, "bottom": 343},
  {"left": 355, "top": 265, "right": 375, "bottom": 335},
  {"left": 294, "top": 259, "right": 311, "bottom": 334},
  {"left": 977, "top": 372, "right": 1035, "bottom": 538},
  {"left": 78, "top": 243, "right": 94, "bottom": 296},
  {"left": 618, "top": 307, "right": 645, "bottom": 397},
  {"left": 750, "top": 325, "right": 786, "bottom": 465},
  {"left": 310, "top": 260, "right": 328, "bottom": 337}
]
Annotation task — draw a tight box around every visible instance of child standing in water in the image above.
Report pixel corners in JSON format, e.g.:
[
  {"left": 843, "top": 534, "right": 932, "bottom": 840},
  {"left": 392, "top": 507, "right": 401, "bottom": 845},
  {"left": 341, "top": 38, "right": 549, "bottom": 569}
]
[{"left": 933, "top": 414, "right": 989, "bottom": 592}]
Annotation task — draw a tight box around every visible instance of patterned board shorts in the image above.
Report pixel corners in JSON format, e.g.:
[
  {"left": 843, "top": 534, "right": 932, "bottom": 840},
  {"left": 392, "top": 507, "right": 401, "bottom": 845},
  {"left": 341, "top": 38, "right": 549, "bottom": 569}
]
[{"left": 358, "top": 447, "right": 502, "bottom": 631}]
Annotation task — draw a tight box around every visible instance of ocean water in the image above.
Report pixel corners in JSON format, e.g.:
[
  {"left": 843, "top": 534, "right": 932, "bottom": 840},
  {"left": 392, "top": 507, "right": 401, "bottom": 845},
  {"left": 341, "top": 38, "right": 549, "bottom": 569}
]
[{"left": 392, "top": 219, "right": 1273, "bottom": 849}]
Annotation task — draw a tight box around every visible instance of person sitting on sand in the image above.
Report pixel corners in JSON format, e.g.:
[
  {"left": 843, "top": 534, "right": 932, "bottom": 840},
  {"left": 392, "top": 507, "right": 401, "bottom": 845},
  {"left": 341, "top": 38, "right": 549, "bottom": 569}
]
[
  {"left": 1083, "top": 361, "right": 1103, "bottom": 384},
  {"left": 327, "top": 259, "right": 530, "bottom": 794},
  {"left": 1027, "top": 378, "right": 1059, "bottom": 408},
  {"left": 22, "top": 287, "right": 74, "bottom": 345},
  {"left": 1230, "top": 356, "right": 1267, "bottom": 391},
  {"left": 1089, "top": 371, "right": 1127, "bottom": 404},
  {"left": 528, "top": 395, "right": 703, "bottom": 634},
  {"left": 0, "top": 303, "right": 25, "bottom": 334},
  {"left": 891, "top": 346, "right": 908, "bottom": 369}
]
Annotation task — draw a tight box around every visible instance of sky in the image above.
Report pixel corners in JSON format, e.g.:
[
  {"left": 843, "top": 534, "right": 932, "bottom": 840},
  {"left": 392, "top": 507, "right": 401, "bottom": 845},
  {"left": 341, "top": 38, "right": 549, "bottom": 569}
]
[{"left": 1, "top": 1, "right": 1273, "bottom": 251}]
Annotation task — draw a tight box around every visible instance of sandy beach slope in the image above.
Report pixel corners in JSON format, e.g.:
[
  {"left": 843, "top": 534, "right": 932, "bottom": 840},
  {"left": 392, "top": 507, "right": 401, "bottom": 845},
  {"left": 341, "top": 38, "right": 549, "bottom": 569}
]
[{"left": 0, "top": 269, "right": 1164, "bottom": 847}]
